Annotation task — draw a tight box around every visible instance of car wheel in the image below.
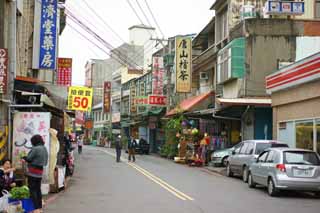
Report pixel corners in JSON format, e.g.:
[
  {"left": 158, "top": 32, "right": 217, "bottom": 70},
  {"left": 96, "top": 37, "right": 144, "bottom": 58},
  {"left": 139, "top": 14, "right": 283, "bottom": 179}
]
[
  {"left": 242, "top": 166, "right": 249, "bottom": 183},
  {"left": 226, "top": 163, "right": 233, "bottom": 177},
  {"left": 248, "top": 172, "right": 256, "bottom": 188},
  {"left": 314, "top": 192, "right": 320, "bottom": 198},
  {"left": 268, "top": 178, "right": 279, "bottom": 197},
  {"left": 221, "top": 156, "right": 228, "bottom": 167}
]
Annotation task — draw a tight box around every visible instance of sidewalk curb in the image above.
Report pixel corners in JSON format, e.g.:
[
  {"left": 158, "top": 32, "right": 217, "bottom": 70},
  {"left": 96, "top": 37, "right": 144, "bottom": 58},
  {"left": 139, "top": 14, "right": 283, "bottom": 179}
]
[{"left": 204, "top": 166, "right": 226, "bottom": 176}]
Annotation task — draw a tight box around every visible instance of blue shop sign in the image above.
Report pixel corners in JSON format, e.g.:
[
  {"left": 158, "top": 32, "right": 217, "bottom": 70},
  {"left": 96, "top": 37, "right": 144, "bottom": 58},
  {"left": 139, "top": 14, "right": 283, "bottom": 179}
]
[
  {"left": 266, "top": 1, "right": 304, "bottom": 15},
  {"left": 39, "top": 0, "right": 58, "bottom": 70}
]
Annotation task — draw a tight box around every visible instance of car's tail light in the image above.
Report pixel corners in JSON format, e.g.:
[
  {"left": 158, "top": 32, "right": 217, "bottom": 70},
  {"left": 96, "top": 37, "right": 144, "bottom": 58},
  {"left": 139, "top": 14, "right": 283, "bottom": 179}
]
[{"left": 276, "top": 164, "right": 286, "bottom": 172}]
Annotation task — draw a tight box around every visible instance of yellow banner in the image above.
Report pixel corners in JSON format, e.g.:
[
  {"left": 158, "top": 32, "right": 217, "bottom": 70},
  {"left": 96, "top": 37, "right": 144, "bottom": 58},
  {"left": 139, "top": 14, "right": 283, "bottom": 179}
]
[
  {"left": 176, "top": 37, "right": 192, "bottom": 93},
  {"left": 68, "top": 86, "right": 93, "bottom": 112}
]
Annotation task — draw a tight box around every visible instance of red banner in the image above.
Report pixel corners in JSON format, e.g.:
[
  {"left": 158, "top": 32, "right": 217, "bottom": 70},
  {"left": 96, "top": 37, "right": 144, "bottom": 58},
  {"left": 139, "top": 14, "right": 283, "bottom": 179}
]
[
  {"left": 149, "top": 95, "right": 167, "bottom": 106},
  {"left": 0, "top": 48, "right": 8, "bottom": 95},
  {"left": 57, "top": 58, "right": 72, "bottom": 86},
  {"left": 75, "top": 111, "right": 84, "bottom": 125},
  {"left": 103, "top": 82, "right": 111, "bottom": 113},
  {"left": 152, "top": 57, "right": 164, "bottom": 95}
]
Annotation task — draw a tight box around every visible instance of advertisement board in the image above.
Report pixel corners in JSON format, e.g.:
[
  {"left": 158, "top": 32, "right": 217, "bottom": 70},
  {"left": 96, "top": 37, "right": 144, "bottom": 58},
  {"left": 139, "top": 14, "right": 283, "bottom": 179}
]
[
  {"left": 0, "top": 48, "right": 8, "bottom": 94},
  {"left": 68, "top": 86, "right": 93, "bottom": 112},
  {"left": 12, "top": 112, "right": 51, "bottom": 181},
  {"left": 57, "top": 58, "right": 72, "bottom": 86},
  {"left": 175, "top": 37, "right": 192, "bottom": 93}
]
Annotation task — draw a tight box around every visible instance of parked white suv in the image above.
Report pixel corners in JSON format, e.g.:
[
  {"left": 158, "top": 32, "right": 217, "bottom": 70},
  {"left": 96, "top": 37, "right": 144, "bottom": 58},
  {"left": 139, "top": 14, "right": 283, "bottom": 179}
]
[{"left": 226, "top": 140, "right": 289, "bottom": 182}]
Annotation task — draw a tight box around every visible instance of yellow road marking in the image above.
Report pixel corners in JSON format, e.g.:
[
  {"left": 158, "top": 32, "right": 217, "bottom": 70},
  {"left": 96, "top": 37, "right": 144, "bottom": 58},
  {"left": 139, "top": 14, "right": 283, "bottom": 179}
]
[{"left": 100, "top": 149, "right": 194, "bottom": 201}]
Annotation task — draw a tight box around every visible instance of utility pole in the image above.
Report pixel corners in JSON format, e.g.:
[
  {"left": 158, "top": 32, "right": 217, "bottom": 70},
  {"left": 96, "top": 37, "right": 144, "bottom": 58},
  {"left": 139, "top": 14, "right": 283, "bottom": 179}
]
[{"left": 7, "top": 0, "right": 17, "bottom": 159}]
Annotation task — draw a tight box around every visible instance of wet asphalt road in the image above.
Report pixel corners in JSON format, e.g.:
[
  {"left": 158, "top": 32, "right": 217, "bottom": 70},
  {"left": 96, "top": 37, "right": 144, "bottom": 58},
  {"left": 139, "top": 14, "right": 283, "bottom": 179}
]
[{"left": 45, "top": 146, "right": 320, "bottom": 213}]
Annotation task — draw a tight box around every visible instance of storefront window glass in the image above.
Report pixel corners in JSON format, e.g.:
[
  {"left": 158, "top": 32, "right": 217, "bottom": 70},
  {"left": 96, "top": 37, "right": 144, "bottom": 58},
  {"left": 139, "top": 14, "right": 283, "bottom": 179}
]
[
  {"left": 296, "top": 121, "right": 314, "bottom": 151},
  {"left": 317, "top": 120, "right": 320, "bottom": 155}
]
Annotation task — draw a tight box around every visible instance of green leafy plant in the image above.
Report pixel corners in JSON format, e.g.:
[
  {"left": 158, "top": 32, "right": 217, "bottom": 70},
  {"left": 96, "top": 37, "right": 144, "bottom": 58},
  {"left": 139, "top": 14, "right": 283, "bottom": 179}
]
[{"left": 10, "top": 186, "right": 30, "bottom": 200}]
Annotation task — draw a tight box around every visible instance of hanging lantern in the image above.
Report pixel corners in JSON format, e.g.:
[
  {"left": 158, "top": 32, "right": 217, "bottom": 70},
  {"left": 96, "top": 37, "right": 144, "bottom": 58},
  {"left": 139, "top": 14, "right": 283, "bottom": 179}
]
[
  {"left": 191, "top": 128, "right": 199, "bottom": 135},
  {"left": 189, "top": 120, "right": 195, "bottom": 127},
  {"left": 181, "top": 120, "right": 188, "bottom": 127}
]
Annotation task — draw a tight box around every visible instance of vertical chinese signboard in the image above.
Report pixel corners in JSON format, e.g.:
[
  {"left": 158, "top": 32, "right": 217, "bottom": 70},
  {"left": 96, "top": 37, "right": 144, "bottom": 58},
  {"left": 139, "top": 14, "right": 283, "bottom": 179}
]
[
  {"left": 152, "top": 57, "right": 164, "bottom": 95},
  {"left": 175, "top": 37, "right": 192, "bottom": 93},
  {"left": 33, "top": 0, "right": 58, "bottom": 70},
  {"left": 12, "top": 112, "right": 51, "bottom": 180},
  {"left": 68, "top": 86, "right": 93, "bottom": 112},
  {"left": 0, "top": 48, "right": 8, "bottom": 94},
  {"left": 103, "top": 82, "right": 111, "bottom": 113},
  {"left": 130, "top": 83, "right": 137, "bottom": 113},
  {"left": 57, "top": 58, "right": 72, "bottom": 86}
]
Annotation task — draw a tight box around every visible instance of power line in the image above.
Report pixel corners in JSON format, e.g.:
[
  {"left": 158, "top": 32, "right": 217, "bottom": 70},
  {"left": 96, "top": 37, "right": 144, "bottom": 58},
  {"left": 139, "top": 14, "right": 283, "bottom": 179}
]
[
  {"left": 65, "top": 8, "right": 145, "bottom": 71},
  {"left": 144, "top": 0, "right": 165, "bottom": 38},
  {"left": 80, "top": 0, "right": 126, "bottom": 43},
  {"left": 67, "top": 2, "right": 150, "bottom": 69},
  {"left": 126, "top": 0, "right": 145, "bottom": 25},
  {"left": 135, "top": 0, "right": 154, "bottom": 30},
  {"left": 67, "top": 23, "right": 127, "bottom": 67}
]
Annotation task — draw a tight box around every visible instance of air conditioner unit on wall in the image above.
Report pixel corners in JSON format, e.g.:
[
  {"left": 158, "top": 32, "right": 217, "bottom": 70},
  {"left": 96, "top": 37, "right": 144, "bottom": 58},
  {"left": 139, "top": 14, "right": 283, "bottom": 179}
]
[{"left": 200, "top": 72, "right": 209, "bottom": 80}]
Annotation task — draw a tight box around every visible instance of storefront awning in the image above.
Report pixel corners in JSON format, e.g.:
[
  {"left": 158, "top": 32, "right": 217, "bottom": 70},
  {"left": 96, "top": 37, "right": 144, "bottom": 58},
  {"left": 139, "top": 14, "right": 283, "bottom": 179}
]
[
  {"left": 166, "top": 91, "right": 214, "bottom": 116},
  {"left": 217, "top": 97, "right": 272, "bottom": 107}
]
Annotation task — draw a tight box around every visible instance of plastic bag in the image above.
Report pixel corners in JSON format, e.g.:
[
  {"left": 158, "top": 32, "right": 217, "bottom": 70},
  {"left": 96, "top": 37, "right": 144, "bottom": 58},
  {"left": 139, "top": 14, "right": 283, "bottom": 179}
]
[
  {"left": 7, "top": 200, "right": 24, "bottom": 213},
  {"left": 0, "top": 190, "right": 10, "bottom": 211}
]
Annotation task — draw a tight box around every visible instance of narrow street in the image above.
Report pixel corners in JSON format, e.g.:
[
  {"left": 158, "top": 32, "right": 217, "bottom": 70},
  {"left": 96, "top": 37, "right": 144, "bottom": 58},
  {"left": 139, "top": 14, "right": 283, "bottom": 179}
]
[{"left": 45, "top": 146, "right": 320, "bottom": 213}]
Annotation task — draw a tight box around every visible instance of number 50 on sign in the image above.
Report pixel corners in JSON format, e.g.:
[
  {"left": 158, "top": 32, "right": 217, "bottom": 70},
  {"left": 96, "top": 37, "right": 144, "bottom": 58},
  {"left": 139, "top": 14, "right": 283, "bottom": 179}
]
[{"left": 68, "top": 86, "right": 93, "bottom": 112}]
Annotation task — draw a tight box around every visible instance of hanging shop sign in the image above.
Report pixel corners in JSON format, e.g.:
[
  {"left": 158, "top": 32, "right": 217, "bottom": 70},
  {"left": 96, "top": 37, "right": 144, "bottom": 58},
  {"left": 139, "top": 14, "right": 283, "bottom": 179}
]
[
  {"left": 12, "top": 112, "right": 51, "bottom": 181},
  {"left": 265, "top": 1, "right": 304, "bottom": 15},
  {"left": 67, "top": 86, "right": 93, "bottom": 112},
  {"left": 33, "top": 0, "right": 58, "bottom": 70},
  {"left": 0, "top": 48, "right": 8, "bottom": 94},
  {"left": 135, "top": 96, "right": 149, "bottom": 106},
  {"left": 152, "top": 57, "right": 164, "bottom": 95},
  {"left": 149, "top": 95, "right": 167, "bottom": 107},
  {"left": 103, "top": 81, "right": 111, "bottom": 113},
  {"left": 175, "top": 37, "right": 192, "bottom": 93},
  {"left": 130, "top": 83, "right": 137, "bottom": 113},
  {"left": 57, "top": 58, "right": 72, "bottom": 86}
]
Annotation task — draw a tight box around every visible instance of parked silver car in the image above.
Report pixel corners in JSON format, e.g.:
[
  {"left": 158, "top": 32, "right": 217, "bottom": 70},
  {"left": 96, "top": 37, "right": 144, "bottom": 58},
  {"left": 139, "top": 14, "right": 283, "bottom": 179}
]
[
  {"left": 226, "top": 140, "right": 288, "bottom": 182},
  {"left": 248, "top": 148, "right": 320, "bottom": 197}
]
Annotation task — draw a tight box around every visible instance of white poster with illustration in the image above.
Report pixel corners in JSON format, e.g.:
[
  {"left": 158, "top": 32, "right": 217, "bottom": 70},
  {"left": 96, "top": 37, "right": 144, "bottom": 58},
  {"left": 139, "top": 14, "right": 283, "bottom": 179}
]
[{"left": 12, "top": 112, "right": 51, "bottom": 182}]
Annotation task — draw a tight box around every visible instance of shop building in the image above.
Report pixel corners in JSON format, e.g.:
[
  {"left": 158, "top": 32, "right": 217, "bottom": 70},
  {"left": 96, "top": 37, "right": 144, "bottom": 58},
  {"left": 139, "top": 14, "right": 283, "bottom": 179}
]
[
  {"left": 266, "top": 52, "right": 320, "bottom": 154},
  {"left": 91, "top": 102, "right": 111, "bottom": 146}
]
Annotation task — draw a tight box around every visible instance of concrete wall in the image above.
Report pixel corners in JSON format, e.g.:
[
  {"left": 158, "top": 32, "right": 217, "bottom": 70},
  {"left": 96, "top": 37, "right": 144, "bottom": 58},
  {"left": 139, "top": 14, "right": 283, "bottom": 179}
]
[
  {"left": 223, "top": 79, "right": 243, "bottom": 98},
  {"left": 272, "top": 80, "right": 320, "bottom": 138},
  {"left": 245, "top": 35, "right": 295, "bottom": 96}
]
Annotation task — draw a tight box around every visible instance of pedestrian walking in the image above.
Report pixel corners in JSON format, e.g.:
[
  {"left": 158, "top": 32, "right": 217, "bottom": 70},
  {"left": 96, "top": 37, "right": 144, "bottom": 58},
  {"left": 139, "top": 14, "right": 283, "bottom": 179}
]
[
  {"left": 77, "top": 135, "right": 84, "bottom": 154},
  {"left": 128, "top": 136, "right": 137, "bottom": 162},
  {"left": 115, "top": 135, "right": 122, "bottom": 162},
  {"left": 22, "top": 134, "right": 48, "bottom": 213}
]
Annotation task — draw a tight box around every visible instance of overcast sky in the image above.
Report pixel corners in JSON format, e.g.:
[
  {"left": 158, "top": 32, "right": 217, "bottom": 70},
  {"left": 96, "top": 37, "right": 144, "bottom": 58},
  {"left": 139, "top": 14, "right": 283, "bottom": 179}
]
[{"left": 59, "top": 0, "right": 215, "bottom": 85}]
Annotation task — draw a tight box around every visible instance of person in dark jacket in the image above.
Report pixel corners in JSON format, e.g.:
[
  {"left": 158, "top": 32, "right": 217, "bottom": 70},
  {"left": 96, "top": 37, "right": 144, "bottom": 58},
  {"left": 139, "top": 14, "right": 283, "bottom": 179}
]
[
  {"left": 115, "top": 135, "right": 122, "bottom": 162},
  {"left": 22, "top": 135, "right": 48, "bottom": 213},
  {"left": 0, "top": 159, "right": 16, "bottom": 195},
  {"left": 128, "top": 136, "right": 137, "bottom": 162}
]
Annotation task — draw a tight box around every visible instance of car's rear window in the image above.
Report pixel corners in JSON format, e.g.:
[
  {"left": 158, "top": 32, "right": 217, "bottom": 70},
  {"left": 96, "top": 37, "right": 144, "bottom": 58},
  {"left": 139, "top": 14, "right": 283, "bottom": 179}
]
[
  {"left": 255, "top": 143, "right": 288, "bottom": 155},
  {"left": 283, "top": 151, "right": 320, "bottom": 165}
]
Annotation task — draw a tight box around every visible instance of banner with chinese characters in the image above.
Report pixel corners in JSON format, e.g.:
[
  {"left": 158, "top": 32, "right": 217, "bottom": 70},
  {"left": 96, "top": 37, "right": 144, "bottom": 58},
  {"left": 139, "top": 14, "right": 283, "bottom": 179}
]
[
  {"left": 135, "top": 96, "right": 149, "bottom": 106},
  {"left": 175, "top": 37, "right": 192, "bottom": 93},
  {"left": 149, "top": 95, "right": 167, "bottom": 107},
  {"left": 103, "top": 82, "right": 111, "bottom": 113},
  {"left": 68, "top": 86, "right": 93, "bottom": 112},
  {"left": 0, "top": 48, "right": 8, "bottom": 94},
  {"left": 57, "top": 58, "right": 72, "bottom": 86},
  {"left": 152, "top": 57, "right": 164, "bottom": 95},
  {"left": 12, "top": 112, "right": 51, "bottom": 182},
  {"left": 33, "top": 0, "right": 58, "bottom": 70},
  {"left": 130, "top": 83, "right": 137, "bottom": 113}
]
